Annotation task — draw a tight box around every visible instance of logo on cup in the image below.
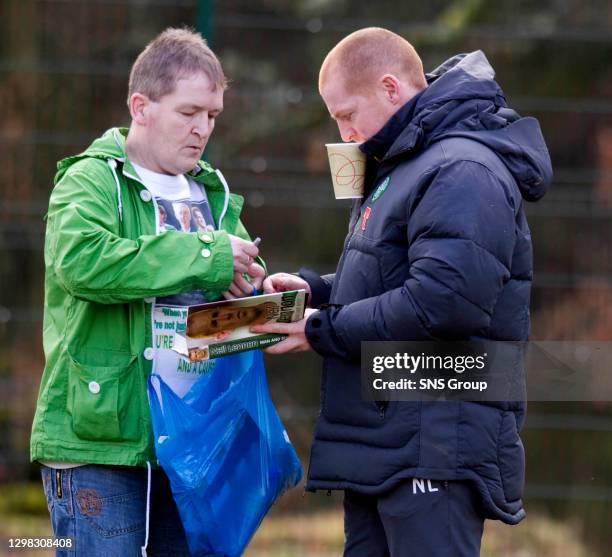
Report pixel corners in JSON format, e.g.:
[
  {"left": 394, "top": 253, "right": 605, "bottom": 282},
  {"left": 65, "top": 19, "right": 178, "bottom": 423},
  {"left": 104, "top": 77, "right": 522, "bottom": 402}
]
[{"left": 325, "top": 143, "right": 366, "bottom": 199}]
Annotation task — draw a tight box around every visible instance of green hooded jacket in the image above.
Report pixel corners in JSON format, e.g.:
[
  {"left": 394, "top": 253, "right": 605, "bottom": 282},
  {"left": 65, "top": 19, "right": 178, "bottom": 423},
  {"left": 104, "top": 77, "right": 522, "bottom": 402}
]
[{"left": 31, "top": 127, "right": 257, "bottom": 466}]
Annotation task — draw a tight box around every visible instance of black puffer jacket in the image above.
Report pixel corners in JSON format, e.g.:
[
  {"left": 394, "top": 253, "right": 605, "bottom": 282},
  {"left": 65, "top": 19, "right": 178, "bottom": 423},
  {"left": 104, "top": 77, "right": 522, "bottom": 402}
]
[{"left": 301, "top": 51, "right": 552, "bottom": 524}]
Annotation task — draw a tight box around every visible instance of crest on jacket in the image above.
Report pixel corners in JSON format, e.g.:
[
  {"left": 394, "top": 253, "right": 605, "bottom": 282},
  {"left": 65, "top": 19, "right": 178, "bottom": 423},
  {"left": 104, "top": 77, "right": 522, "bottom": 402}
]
[{"left": 372, "top": 176, "right": 390, "bottom": 202}]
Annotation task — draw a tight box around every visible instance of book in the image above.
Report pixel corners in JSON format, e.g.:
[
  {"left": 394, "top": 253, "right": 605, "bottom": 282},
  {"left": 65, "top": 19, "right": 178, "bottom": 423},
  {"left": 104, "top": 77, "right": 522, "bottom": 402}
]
[{"left": 172, "top": 290, "right": 308, "bottom": 361}]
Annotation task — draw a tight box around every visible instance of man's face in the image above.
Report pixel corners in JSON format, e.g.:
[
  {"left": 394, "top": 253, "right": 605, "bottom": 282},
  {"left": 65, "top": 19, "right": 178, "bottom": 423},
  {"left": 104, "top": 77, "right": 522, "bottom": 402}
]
[
  {"left": 189, "top": 306, "right": 262, "bottom": 337},
  {"left": 178, "top": 204, "right": 191, "bottom": 225},
  {"left": 211, "top": 307, "right": 260, "bottom": 331},
  {"left": 141, "top": 72, "right": 223, "bottom": 175},
  {"left": 193, "top": 208, "right": 207, "bottom": 229},
  {"left": 321, "top": 73, "right": 396, "bottom": 143}
]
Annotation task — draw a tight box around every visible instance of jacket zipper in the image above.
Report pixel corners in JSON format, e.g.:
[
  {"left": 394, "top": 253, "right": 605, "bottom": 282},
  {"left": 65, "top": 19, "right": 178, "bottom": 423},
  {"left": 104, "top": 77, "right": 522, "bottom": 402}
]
[
  {"left": 377, "top": 400, "right": 389, "bottom": 419},
  {"left": 328, "top": 163, "right": 390, "bottom": 301},
  {"left": 55, "top": 469, "right": 62, "bottom": 499},
  {"left": 328, "top": 201, "right": 363, "bottom": 301},
  {"left": 302, "top": 423, "right": 318, "bottom": 497}
]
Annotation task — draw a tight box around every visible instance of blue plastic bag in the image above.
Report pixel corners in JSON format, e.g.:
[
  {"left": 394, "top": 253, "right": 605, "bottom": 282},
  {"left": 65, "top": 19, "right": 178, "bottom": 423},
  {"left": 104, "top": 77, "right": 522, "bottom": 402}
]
[{"left": 147, "top": 350, "right": 303, "bottom": 557}]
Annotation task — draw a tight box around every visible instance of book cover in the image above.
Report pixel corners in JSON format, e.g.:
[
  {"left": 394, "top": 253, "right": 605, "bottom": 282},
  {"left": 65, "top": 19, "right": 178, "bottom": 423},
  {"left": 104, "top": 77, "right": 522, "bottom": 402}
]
[{"left": 173, "top": 290, "right": 307, "bottom": 360}]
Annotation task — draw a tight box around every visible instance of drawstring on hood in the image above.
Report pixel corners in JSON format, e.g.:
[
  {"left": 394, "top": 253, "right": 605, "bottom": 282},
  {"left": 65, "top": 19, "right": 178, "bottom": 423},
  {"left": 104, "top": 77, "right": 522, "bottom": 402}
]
[
  {"left": 214, "top": 169, "right": 231, "bottom": 228},
  {"left": 140, "top": 461, "right": 152, "bottom": 557},
  {"left": 107, "top": 159, "right": 123, "bottom": 221}
]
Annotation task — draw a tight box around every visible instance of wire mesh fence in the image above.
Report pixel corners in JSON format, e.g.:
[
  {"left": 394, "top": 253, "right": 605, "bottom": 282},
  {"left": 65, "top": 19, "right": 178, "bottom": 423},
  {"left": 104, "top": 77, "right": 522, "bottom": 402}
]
[{"left": 1, "top": 0, "right": 611, "bottom": 554}]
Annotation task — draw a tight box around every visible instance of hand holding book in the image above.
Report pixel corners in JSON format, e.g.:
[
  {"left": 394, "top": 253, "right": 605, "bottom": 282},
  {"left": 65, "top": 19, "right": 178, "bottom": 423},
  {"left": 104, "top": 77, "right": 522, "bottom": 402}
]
[{"left": 250, "top": 307, "right": 317, "bottom": 354}]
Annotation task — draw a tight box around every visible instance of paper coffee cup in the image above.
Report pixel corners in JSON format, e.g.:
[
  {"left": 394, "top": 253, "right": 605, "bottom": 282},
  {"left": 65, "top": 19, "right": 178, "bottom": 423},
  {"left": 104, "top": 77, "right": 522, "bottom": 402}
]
[{"left": 325, "top": 142, "right": 366, "bottom": 199}]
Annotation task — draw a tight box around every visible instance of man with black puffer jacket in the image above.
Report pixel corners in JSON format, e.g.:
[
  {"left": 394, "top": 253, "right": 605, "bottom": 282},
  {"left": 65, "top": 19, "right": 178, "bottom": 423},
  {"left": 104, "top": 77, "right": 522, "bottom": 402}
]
[{"left": 252, "top": 27, "right": 552, "bottom": 557}]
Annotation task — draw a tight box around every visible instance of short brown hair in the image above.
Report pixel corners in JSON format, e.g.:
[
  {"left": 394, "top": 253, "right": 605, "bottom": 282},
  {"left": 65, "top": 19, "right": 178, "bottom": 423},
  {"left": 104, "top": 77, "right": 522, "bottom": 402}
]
[
  {"left": 319, "top": 27, "right": 427, "bottom": 93},
  {"left": 127, "top": 27, "right": 227, "bottom": 103}
]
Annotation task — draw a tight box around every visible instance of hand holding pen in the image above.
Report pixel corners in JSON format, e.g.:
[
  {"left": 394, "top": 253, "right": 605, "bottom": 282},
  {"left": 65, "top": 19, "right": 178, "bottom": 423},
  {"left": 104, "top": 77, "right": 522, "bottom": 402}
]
[{"left": 223, "top": 237, "right": 265, "bottom": 299}]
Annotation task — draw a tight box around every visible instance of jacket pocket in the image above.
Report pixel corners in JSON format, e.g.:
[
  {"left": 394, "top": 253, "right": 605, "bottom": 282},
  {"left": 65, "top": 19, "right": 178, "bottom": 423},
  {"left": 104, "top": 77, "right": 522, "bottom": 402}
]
[
  {"left": 67, "top": 352, "right": 141, "bottom": 443},
  {"left": 322, "top": 357, "right": 393, "bottom": 428}
]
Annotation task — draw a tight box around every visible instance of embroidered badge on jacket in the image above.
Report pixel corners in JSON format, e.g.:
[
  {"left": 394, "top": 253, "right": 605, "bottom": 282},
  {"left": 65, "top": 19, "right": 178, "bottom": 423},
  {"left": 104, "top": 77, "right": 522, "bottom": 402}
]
[{"left": 372, "top": 176, "right": 390, "bottom": 203}]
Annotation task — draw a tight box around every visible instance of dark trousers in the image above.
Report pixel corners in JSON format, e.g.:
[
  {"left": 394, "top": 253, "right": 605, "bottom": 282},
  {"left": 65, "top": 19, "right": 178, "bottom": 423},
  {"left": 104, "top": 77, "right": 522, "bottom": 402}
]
[{"left": 343, "top": 479, "right": 484, "bottom": 557}]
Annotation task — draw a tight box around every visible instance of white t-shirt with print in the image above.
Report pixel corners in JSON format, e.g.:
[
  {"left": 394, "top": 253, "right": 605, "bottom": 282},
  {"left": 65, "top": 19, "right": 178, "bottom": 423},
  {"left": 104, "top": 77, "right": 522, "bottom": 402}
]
[{"left": 132, "top": 162, "right": 219, "bottom": 398}]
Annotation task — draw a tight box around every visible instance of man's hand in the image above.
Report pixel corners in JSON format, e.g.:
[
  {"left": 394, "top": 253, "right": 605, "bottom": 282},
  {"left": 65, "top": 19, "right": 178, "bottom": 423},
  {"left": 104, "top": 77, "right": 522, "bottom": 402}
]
[
  {"left": 229, "top": 234, "right": 259, "bottom": 274},
  {"left": 250, "top": 308, "right": 317, "bottom": 354},
  {"left": 223, "top": 263, "right": 266, "bottom": 300},
  {"left": 263, "top": 273, "right": 311, "bottom": 295}
]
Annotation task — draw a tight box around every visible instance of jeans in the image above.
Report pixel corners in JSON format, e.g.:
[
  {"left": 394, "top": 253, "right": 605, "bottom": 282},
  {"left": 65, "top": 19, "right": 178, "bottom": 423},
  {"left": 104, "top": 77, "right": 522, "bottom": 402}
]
[
  {"left": 343, "top": 479, "right": 484, "bottom": 557},
  {"left": 41, "top": 464, "right": 191, "bottom": 556}
]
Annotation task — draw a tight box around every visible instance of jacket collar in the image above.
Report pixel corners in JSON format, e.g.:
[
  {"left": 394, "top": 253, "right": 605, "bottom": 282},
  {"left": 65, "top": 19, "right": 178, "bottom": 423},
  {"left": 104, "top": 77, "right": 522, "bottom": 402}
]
[
  {"left": 109, "top": 129, "right": 243, "bottom": 225},
  {"left": 55, "top": 127, "right": 222, "bottom": 189},
  {"left": 360, "top": 89, "right": 425, "bottom": 161},
  {"left": 103, "top": 128, "right": 235, "bottom": 201}
]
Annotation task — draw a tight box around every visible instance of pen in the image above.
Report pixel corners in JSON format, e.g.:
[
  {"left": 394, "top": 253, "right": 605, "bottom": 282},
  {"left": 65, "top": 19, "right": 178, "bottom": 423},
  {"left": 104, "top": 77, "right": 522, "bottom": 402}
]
[{"left": 251, "top": 237, "right": 262, "bottom": 296}]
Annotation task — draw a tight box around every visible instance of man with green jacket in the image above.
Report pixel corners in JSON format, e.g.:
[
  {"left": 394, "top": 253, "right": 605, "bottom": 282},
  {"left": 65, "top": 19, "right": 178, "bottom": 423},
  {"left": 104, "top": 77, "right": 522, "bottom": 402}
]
[{"left": 31, "top": 28, "right": 262, "bottom": 556}]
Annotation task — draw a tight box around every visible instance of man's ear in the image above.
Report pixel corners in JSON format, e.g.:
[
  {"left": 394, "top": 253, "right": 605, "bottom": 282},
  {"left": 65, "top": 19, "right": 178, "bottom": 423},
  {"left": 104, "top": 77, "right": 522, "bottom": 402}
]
[
  {"left": 380, "top": 74, "right": 402, "bottom": 105},
  {"left": 128, "top": 93, "right": 150, "bottom": 125}
]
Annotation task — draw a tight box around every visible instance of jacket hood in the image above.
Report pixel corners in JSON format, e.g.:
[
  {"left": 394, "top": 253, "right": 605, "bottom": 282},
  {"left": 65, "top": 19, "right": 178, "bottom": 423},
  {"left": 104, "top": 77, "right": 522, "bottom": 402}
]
[
  {"left": 385, "top": 51, "right": 552, "bottom": 202},
  {"left": 55, "top": 128, "right": 128, "bottom": 183}
]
